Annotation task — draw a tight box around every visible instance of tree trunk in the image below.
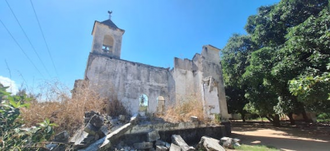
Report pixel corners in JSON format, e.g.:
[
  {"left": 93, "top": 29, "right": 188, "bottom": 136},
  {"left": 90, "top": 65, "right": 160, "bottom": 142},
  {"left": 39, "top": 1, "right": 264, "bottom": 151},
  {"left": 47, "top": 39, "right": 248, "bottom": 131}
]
[
  {"left": 301, "top": 109, "right": 311, "bottom": 123},
  {"left": 273, "top": 114, "right": 281, "bottom": 127},
  {"left": 265, "top": 115, "right": 273, "bottom": 123},
  {"left": 241, "top": 112, "right": 246, "bottom": 123},
  {"left": 268, "top": 114, "right": 281, "bottom": 127},
  {"left": 288, "top": 112, "right": 295, "bottom": 125}
]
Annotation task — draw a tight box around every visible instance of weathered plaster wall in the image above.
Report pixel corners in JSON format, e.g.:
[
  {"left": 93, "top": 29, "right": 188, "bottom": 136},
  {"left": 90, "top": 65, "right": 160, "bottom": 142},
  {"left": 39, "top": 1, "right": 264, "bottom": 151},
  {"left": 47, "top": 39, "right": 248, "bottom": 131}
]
[
  {"left": 85, "top": 53, "right": 173, "bottom": 114},
  {"left": 172, "top": 57, "right": 203, "bottom": 103},
  {"left": 200, "top": 45, "right": 230, "bottom": 118},
  {"left": 170, "top": 45, "right": 230, "bottom": 119}
]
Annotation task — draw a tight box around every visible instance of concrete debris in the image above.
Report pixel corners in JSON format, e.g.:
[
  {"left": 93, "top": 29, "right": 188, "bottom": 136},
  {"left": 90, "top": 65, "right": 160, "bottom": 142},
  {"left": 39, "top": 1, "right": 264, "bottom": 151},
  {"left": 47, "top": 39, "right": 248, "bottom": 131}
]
[
  {"left": 197, "top": 136, "right": 225, "bottom": 151},
  {"left": 156, "top": 145, "right": 168, "bottom": 151},
  {"left": 148, "top": 130, "right": 160, "bottom": 142},
  {"left": 48, "top": 110, "right": 233, "bottom": 151},
  {"left": 91, "top": 115, "right": 104, "bottom": 128},
  {"left": 220, "top": 137, "right": 240, "bottom": 149},
  {"left": 53, "top": 131, "right": 69, "bottom": 142},
  {"left": 133, "top": 142, "right": 153, "bottom": 149},
  {"left": 171, "top": 135, "right": 195, "bottom": 151},
  {"left": 190, "top": 116, "right": 199, "bottom": 122},
  {"left": 118, "top": 115, "right": 126, "bottom": 122},
  {"left": 169, "top": 143, "right": 181, "bottom": 151}
]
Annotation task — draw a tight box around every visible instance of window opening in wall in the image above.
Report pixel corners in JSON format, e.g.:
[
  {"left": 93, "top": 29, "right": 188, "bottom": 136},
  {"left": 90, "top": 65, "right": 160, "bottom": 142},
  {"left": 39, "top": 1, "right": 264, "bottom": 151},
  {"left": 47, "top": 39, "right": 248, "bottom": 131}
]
[{"left": 139, "top": 94, "right": 148, "bottom": 113}]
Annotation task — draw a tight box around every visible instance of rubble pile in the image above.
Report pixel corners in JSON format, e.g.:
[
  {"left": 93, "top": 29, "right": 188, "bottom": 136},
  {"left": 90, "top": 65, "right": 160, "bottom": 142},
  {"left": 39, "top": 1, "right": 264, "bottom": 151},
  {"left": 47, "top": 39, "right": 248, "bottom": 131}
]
[
  {"left": 112, "top": 131, "right": 240, "bottom": 151},
  {"left": 45, "top": 111, "right": 237, "bottom": 151},
  {"left": 45, "top": 111, "right": 131, "bottom": 151}
]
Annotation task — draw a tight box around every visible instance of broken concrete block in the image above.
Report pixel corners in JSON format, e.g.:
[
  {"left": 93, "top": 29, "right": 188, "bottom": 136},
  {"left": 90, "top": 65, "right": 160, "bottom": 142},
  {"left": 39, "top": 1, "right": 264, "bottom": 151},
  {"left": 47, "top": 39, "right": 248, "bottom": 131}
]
[
  {"left": 220, "top": 137, "right": 240, "bottom": 149},
  {"left": 80, "top": 136, "right": 106, "bottom": 151},
  {"left": 221, "top": 137, "right": 234, "bottom": 149},
  {"left": 171, "top": 135, "right": 194, "bottom": 151},
  {"left": 169, "top": 143, "right": 181, "bottom": 151},
  {"left": 84, "top": 123, "right": 99, "bottom": 135},
  {"left": 110, "top": 119, "right": 119, "bottom": 125},
  {"left": 107, "top": 115, "right": 112, "bottom": 121},
  {"left": 190, "top": 116, "right": 199, "bottom": 122},
  {"left": 118, "top": 115, "right": 126, "bottom": 122},
  {"left": 155, "top": 140, "right": 166, "bottom": 146},
  {"left": 130, "top": 113, "right": 139, "bottom": 124},
  {"left": 100, "top": 125, "right": 109, "bottom": 135},
  {"left": 133, "top": 142, "right": 153, "bottom": 150},
  {"left": 69, "top": 129, "right": 89, "bottom": 146},
  {"left": 90, "top": 114, "right": 104, "bottom": 128},
  {"left": 84, "top": 111, "right": 97, "bottom": 118},
  {"left": 53, "top": 131, "right": 69, "bottom": 142},
  {"left": 197, "top": 136, "right": 225, "bottom": 151},
  {"left": 233, "top": 138, "right": 241, "bottom": 147},
  {"left": 148, "top": 130, "right": 160, "bottom": 142},
  {"left": 156, "top": 145, "right": 168, "bottom": 151}
]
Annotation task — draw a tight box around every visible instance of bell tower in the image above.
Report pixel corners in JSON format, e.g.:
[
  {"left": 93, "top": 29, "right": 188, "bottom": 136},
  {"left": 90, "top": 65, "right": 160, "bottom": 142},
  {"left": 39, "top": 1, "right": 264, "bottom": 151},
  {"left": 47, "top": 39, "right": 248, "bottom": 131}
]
[{"left": 90, "top": 11, "right": 125, "bottom": 59}]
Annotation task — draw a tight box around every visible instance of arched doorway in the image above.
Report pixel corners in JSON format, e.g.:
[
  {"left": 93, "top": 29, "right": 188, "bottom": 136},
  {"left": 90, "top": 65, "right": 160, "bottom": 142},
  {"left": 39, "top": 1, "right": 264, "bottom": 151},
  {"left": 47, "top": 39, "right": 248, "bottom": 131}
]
[{"left": 139, "top": 94, "right": 148, "bottom": 116}]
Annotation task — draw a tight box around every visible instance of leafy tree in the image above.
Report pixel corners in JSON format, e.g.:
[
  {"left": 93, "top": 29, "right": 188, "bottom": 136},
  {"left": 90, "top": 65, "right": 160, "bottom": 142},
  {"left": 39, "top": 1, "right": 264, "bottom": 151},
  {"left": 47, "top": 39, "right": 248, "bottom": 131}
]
[
  {"left": 242, "top": 0, "right": 329, "bottom": 125},
  {"left": 282, "top": 9, "right": 330, "bottom": 113},
  {"left": 222, "top": 34, "right": 256, "bottom": 122},
  {"left": 243, "top": 47, "right": 282, "bottom": 126}
]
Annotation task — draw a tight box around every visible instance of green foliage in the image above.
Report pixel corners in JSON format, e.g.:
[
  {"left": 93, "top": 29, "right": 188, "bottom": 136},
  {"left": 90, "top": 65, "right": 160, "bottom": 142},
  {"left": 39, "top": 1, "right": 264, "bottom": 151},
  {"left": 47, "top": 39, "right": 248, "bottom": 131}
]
[
  {"left": 223, "top": 0, "right": 330, "bottom": 125},
  {"left": 0, "top": 85, "right": 56, "bottom": 150},
  {"left": 289, "top": 73, "right": 330, "bottom": 112},
  {"left": 222, "top": 34, "right": 256, "bottom": 120},
  {"left": 283, "top": 9, "right": 330, "bottom": 112}
]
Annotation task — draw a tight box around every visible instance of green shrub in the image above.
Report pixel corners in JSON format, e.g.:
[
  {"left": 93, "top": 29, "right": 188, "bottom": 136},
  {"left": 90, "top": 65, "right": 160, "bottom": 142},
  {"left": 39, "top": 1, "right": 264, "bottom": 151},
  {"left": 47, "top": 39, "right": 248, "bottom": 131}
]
[{"left": 0, "top": 85, "right": 56, "bottom": 150}]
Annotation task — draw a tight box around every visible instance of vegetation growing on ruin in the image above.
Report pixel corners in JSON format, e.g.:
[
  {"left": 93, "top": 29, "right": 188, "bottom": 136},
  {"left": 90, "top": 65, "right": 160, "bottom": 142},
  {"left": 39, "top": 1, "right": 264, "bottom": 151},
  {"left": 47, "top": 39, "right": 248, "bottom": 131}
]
[
  {"left": 19, "top": 82, "right": 123, "bottom": 135},
  {"left": 158, "top": 94, "right": 206, "bottom": 123}
]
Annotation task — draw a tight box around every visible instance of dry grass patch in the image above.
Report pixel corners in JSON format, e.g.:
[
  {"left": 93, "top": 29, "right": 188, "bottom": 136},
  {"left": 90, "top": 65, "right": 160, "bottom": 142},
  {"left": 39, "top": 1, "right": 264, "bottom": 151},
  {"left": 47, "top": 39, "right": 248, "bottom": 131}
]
[
  {"left": 21, "top": 82, "right": 109, "bottom": 135},
  {"left": 159, "top": 95, "right": 205, "bottom": 123}
]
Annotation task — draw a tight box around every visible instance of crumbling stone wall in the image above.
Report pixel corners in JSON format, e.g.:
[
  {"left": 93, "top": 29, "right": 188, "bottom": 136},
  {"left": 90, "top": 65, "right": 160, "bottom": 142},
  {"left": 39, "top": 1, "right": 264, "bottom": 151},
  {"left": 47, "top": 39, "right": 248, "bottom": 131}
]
[
  {"left": 171, "top": 45, "right": 230, "bottom": 119},
  {"left": 74, "top": 18, "right": 230, "bottom": 120},
  {"left": 84, "top": 53, "right": 173, "bottom": 114}
]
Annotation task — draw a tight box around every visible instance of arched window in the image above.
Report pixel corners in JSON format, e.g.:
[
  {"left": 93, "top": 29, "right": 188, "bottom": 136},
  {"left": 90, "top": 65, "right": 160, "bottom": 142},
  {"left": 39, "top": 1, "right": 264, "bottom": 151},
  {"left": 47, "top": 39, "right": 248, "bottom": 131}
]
[
  {"left": 139, "top": 94, "right": 148, "bottom": 112},
  {"left": 102, "top": 35, "right": 114, "bottom": 52}
]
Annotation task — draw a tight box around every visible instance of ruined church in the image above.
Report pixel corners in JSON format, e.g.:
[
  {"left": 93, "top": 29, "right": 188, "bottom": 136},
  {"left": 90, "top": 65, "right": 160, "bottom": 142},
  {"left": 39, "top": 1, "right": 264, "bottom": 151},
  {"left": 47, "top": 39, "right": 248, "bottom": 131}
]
[{"left": 74, "top": 15, "right": 230, "bottom": 120}]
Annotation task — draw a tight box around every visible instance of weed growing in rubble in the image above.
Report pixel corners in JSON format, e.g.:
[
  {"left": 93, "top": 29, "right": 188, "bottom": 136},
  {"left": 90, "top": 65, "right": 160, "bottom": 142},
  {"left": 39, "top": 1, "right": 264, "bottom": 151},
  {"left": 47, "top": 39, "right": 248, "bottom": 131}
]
[
  {"left": 20, "top": 81, "right": 125, "bottom": 135},
  {"left": 158, "top": 94, "right": 205, "bottom": 123}
]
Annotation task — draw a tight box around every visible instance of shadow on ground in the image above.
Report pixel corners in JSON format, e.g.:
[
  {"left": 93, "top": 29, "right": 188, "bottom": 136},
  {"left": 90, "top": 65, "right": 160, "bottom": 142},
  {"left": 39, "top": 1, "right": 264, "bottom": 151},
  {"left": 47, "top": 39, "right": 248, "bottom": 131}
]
[
  {"left": 231, "top": 121, "right": 330, "bottom": 141},
  {"left": 231, "top": 121, "right": 330, "bottom": 151},
  {"left": 232, "top": 133, "right": 330, "bottom": 151}
]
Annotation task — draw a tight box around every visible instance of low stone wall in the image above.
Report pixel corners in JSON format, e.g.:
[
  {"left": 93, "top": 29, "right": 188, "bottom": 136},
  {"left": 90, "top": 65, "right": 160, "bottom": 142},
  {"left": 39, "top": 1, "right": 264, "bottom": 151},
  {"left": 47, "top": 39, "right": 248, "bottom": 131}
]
[{"left": 119, "top": 122, "right": 230, "bottom": 145}]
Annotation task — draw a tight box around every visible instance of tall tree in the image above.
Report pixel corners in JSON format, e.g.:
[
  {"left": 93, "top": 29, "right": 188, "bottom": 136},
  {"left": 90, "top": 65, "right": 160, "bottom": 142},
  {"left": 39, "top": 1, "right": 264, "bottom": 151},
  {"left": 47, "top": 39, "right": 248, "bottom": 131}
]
[
  {"left": 283, "top": 9, "right": 330, "bottom": 113},
  {"left": 222, "top": 34, "right": 256, "bottom": 122},
  {"left": 244, "top": 0, "right": 328, "bottom": 125}
]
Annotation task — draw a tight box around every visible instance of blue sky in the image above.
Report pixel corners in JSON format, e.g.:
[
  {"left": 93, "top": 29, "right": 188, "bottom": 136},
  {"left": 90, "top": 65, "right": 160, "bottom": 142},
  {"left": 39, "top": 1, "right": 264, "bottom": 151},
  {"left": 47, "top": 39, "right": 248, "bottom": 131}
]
[{"left": 0, "top": 0, "right": 279, "bottom": 93}]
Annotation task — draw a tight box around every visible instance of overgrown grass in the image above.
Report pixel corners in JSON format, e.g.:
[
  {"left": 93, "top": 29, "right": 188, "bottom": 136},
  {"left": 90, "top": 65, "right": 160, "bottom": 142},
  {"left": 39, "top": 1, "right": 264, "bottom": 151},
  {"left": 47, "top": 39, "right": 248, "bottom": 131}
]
[
  {"left": 20, "top": 81, "right": 125, "bottom": 135},
  {"left": 158, "top": 94, "right": 205, "bottom": 123},
  {"left": 236, "top": 144, "right": 279, "bottom": 151}
]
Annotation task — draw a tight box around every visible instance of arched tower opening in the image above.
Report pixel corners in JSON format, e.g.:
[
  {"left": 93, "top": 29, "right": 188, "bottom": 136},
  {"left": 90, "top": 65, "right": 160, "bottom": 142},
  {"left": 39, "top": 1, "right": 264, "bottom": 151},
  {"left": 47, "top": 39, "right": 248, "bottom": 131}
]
[{"left": 102, "top": 35, "right": 114, "bottom": 53}]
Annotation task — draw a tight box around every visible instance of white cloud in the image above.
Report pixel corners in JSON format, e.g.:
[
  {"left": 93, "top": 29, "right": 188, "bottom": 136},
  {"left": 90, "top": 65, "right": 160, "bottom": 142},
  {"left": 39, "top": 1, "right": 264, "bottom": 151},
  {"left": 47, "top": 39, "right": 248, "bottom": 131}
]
[{"left": 0, "top": 76, "right": 18, "bottom": 94}]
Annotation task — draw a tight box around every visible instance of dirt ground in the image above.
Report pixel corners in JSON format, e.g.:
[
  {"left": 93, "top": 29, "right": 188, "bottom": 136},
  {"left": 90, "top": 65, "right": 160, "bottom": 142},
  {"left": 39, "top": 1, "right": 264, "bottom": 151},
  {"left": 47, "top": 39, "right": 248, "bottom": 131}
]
[{"left": 230, "top": 121, "right": 330, "bottom": 151}]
